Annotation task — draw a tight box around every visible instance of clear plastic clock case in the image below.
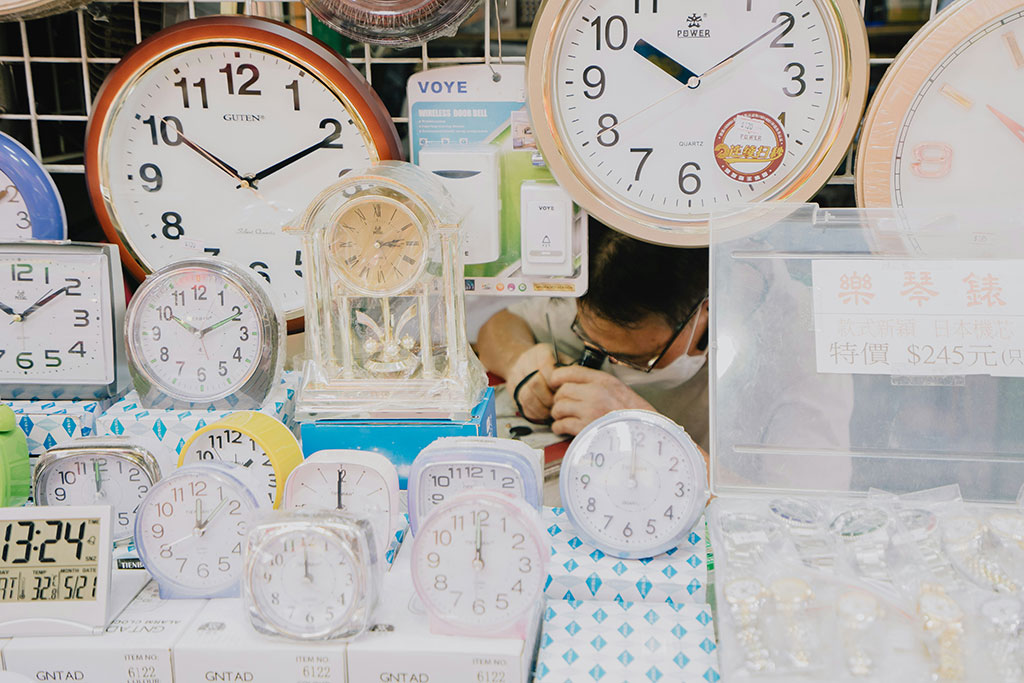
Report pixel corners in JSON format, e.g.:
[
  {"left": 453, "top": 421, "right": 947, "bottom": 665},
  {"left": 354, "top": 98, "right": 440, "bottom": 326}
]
[
  {"left": 303, "top": 0, "right": 483, "bottom": 46},
  {"left": 243, "top": 509, "right": 381, "bottom": 641},
  {"left": 292, "top": 161, "right": 487, "bottom": 420}
]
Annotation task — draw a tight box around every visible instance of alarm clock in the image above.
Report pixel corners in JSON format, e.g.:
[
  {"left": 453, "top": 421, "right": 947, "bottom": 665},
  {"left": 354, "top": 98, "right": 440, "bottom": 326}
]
[
  {"left": 410, "top": 489, "right": 547, "bottom": 637},
  {"left": 0, "top": 241, "right": 128, "bottom": 401},
  {"left": 0, "top": 405, "right": 29, "bottom": 507},
  {"left": 303, "top": 0, "right": 482, "bottom": 46},
  {"left": 179, "top": 411, "right": 302, "bottom": 509},
  {"left": 135, "top": 461, "right": 261, "bottom": 598},
  {"left": 124, "top": 258, "right": 284, "bottom": 410},
  {"left": 85, "top": 15, "right": 403, "bottom": 328},
  {"left": 559, "top": 410, "right": 707, "bottom": 559},
  {"left": 282, "top": 449, "right": 400, "bottom": 560},
  {"left": 243, "top": 510, "right": 380, "bottom": 640},
  {"left": 33, "top": 439, "right": 161, "bottom": 544},
  {"left": 0, "top": 132, "right": 65, "bottom": 241},
  {"left": 408, "top": 436, "right": 542, "bottom": 535}
]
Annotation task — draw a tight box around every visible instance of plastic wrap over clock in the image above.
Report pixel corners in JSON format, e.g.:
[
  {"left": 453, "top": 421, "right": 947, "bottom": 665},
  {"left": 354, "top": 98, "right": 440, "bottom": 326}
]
[
  {"left": 290, "top": 160, "right": 488, "bottom": 421},
  {"left": 303, "top": 0, "right": 483, "bottom": 46}
]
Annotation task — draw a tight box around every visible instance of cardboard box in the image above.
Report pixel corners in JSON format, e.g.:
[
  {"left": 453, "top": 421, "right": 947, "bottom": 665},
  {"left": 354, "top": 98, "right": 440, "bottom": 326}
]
[
  {"left": 171, "top": 598, "right": 346, "bottom": 683},
  {"left": 544, "top": 507, "right": 708, "bottom": 604},
  {"left": 98, "top": 373, "right": 298, "bottom": 475},
  {"left": 2, "top": 582, "right": 206, "bottom": 683},
  {"left": 534, "top": 599, "right": 722, "bottom": 682},
  {"left": 7, "top": 398, "right": 110, "bottom": 456},
  {"left": 300, "top": 388, "right": 497, "bottom": 488}
]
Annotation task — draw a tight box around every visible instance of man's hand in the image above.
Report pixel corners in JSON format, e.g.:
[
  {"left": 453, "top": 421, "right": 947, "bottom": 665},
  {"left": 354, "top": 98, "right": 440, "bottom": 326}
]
[
  {"left": 549, "top": 366, "right": 654, "bottom": 436},
  {"left": 508, "top": 343, "right": 560, "bottom": 424}
]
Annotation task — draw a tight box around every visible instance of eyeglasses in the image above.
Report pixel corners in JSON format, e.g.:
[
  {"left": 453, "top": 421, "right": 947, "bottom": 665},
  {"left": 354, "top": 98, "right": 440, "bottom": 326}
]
[{"left": 571, "top": 298, "right": 705, "bottom": 373}]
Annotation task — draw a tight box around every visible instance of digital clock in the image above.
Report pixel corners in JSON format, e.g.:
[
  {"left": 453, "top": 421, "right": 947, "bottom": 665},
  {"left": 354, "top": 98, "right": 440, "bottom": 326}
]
[{"left": 0, "top": 505, "right": 115, "bottom": 636}]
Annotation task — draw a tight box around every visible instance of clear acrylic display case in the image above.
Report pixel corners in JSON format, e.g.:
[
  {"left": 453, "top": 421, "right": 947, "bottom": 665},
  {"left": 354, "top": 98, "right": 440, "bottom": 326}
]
[{"left": 292, "top": 161, "right": 487, "bottom": 420}]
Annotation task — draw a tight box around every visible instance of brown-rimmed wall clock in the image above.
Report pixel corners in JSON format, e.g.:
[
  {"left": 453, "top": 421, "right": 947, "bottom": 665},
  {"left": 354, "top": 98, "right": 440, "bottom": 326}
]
[{"left": 85, "top": 15, "right": 403, "bottom": 330}]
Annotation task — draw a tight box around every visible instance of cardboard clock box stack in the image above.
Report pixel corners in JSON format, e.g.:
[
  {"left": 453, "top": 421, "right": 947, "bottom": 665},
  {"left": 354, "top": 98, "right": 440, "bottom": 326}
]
[{"left": 6, "top": 397, "right": 112, "bottom": 456}]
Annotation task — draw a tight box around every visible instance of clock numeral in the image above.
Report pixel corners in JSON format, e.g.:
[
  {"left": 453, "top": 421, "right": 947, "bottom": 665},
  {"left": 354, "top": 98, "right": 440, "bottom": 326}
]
[
  {"left": 587, "top": 497, "right": 597, "bottom": 512},
  {"left": 910, "top": 142, "right": 953, "bottom": 178},
  {"left": 633, "top": 0, "right": 658, "bottom": 12},
  {"left": 285, "top": 79, "right": 301, "bottom": 111},
  {"left": 583, "top": 65, "right": 606, "bottom": 99},
  {"left": 664, "top": 505, "right": 674, "bottom": 520},
  {"left": 10, "top": 263, "right": 31, "bottom": 281},
  {"left": 622, "top": 522, "right": 634, "bottom": 537},
  {"left": 191, "top": 285, "right": 207, "bottom": 301},
  {"left": 64, "top": 278, "right": 81, "bottom": 295},
  {"left": 159, "top": 347, "right": 170, "bottom": 362},
  {"left": 15, "top": 352, "right": 32, "bottom": 369},
  {"left": 771, "top": 12, "right": 795, "bottom": 48},
  {"left": 646, "top": 519, "right": 657, "bottom": 534},
  {"left": 668, "top": 456, "right": 679, "bottom": 472},
  {"left": 161, "top": 211, "right": 184, "bottom": 240},
  {"left": 142, "top": 115, "right": 184, "bottom": 146},
  {"left": 43, "top": 350, "right": 60, "bottom": 367},
  {"left": 511, "top": 533, "right": 525, "bottom": 550},
  {"left": 678, "top": 162, "right": 702, "bottom": 195},
  {"left": 139, "top": 163, "right": 163, "bottom": 192},
  {"left": 589, "top": 452, "right": 605, "bottom": 467},
  {"left": 73, "top": 309, "right": 90, "bottom": 327},
  {"left": 250, "top": 261, "right": 271, "bottom": 283},
  {"left": 674, "top": 481, "right": 686, "bottom": 497},
  {"left": 38, "top": 521, "right": 61, "bottom": 563},
  {"left": 219, "top": 63, "right": 262, "bottom": 96},
  {"left": 232, "top": 347, "right": 242, "bottom": 362},
  {"left": 319, "top": 118, "right": 345, "bottom": 149},
  {"left": 239, "top": 326, "right": 250, "bottom": 342},
  {"left": 68, "top": 341, "right": 85, "bottom": 357},
  {"left": 597, "top": 114, "right": 620, "bottom": 147},
  {"left": 15, "top": 211, "right": 30, "bottom": 230},
  {"left": 432, "top": 529, "right": 452, "bottom": 546},
  {"left": 294, "top": 250, "right": 303, "bottom": 278},
  {"left": 630, "top": 147, "right": 653, "bottom": 181},
  {"left": 197, "top": 367, "right": 207, "bottom": 382},
  {"left": 172, "top": 290, "right": 185, "bottom": 306},
  {"left": 218, "top": 361, "right": 228, "bottom": 377},
  {"left": 2, "top": 185, "right": 20, "bottom": 203},
  {"left": 592, "top": 15, "right": 629, "bottom": 51},
  {"left": 173, "top": 77, "right": 208, "bottom": 109},
  {"left": 778, "top": 111, "right": 787, "bottom": 127},
  {"left": 783, "top": 62, "right": 806, "bottom": 97},
  {"left": 158, "top": 306, "right": 174, "bottom": 322},
  {"left": 204, "top": 247, "right": 221, "bottom": 257}
]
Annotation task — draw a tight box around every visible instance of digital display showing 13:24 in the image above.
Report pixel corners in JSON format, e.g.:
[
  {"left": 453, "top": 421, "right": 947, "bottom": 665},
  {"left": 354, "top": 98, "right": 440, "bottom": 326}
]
[{"left": 0, "top": 518, "right": 100, "bottom": 603}]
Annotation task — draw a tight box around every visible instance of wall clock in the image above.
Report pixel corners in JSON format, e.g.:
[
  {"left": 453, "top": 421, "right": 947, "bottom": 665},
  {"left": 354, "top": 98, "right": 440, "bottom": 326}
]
[
  {"left": 0, "top": 0, "right": 88, "bottom": 21},
  {"left": 0, "top": 132, "right": 66, "bottom": 241},
  {"left": 85, "top": 15, "right": 403, "bottom": 329},
  {"left": 303, "top": 0, "right": 482, "bottom": 46},
  {"left": 526, "top": 0, "right": 868, "bottom": 245},
  {"left": 293, "top": 161, "right": 487, "bottom": 420},
  {"left": 857, "top": 0, "right": 1024, "bottom": 208}
]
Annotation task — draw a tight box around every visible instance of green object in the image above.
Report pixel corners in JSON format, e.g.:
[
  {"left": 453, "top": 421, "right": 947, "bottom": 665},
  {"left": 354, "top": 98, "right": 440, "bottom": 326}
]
[{"left": 0, "top": 404, "right": 29, "bottom": 506}]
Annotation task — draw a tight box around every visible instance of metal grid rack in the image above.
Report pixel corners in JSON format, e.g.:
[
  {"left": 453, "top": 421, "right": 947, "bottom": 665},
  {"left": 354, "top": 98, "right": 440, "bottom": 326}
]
[{"left": 0, "top": 0, "right": 943, "bottom": 204}]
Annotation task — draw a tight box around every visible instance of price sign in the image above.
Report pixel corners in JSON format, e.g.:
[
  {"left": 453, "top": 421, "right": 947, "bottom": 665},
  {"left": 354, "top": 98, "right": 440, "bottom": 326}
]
[
  {"left": 812, "top": 259, "right": 1024, "bottom": 377},
  {"left": 0, "top": 505, "right": 114, "bottom": 636}
]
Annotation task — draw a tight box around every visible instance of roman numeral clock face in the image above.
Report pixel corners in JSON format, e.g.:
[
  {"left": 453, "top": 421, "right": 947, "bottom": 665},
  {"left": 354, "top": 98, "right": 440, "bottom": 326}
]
[{"left": 527, "top": 0, "right": 867, "bottom": 244}]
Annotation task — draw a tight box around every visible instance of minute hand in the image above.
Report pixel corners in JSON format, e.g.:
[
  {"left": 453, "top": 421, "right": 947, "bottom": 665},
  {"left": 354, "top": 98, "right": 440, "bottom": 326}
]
[
  {"left": 246, "top": 131, "right": 339, "bottom": 185},
  {"left": 698, "top": 21, "right": 789, "bottom": 80}
]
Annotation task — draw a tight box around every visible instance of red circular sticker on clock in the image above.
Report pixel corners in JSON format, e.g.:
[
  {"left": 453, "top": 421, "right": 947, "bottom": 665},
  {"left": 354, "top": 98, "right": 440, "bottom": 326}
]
[{"left": 713, "top": 111, "right": 786, "bottom": 182}]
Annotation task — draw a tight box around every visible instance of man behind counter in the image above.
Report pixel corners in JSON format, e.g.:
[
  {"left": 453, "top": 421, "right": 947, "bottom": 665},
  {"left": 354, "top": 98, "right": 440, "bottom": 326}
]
[{"left": 477, "top": 218, "right": 710, "bottom": 450}]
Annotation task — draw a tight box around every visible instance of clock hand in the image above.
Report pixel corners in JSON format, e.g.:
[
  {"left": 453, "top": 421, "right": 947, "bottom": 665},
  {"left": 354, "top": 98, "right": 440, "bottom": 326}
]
[
  {"left": 163, "top": 118, "right": 249, "bottom": 186},
  {"left": 987, "top": 105, "right": 1024, "bottom": 145},
  {"left": 197, "top": 311, "right": 242, "bottom": 337},
  {"left": 195, "top": 498, "right": 203, "bottom": 530},
  {"left": 472, "top": 514, "right": 484, "bottom": 571},
  {"left": 171, "top": 315, "right": 201, "bottom": 336},
  {"left": 303, "top": 545, "right": 312, "bottom": 583},
  {"left": 197, "top": 497, "right": 229, "bottom": 531},
  {"left": 337, "top": 470, "right": 344, "bottom": 510},
  {"left": 634, "top": 39, "right": 700, "bottom": 88},
  {"left": 93, "top": 460, "right": 103, "bottom": 495},
  {"left": 245, "top": 130, "right": 338, "bottom": 186},
  {"left": 17, "top": 286, "right": 68, "bottom": 321},
  {"left": 698, "top": 21, "right": 790, "bottom": 81},
  {"left": 628, "top": 445, "right": 638, "bottom": 489},
  {"left": 0, "top": 300, "right": 18, "bottom": 319}
]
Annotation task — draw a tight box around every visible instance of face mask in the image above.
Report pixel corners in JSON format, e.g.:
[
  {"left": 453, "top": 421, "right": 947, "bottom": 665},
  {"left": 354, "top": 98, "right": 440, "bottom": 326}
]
[{"left": 604, "top": 307, "right": 707, "bottom": 389}]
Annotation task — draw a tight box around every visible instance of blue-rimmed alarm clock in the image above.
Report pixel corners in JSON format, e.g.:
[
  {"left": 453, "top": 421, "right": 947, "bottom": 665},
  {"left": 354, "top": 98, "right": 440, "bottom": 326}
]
[{"left": 0, "top": 132, "right": 66, "bottom": 241}]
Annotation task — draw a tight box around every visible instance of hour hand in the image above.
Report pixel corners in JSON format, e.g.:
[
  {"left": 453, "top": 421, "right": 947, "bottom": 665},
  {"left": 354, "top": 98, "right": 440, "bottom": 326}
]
[
  {"left": 171, "top": 315, "right": 201, "bottom": 336},
  {"left": 987, "top": 105, "right": 1024, "bottom": 146},
  {"left": 18, "top": 286, "right": 67, "bottom": 321},
  {"left": 163, "top": 118, "right": 247, "bottom": 185},
  {"left": 634, "top": 39, "right": 700, "bottom": 88}
]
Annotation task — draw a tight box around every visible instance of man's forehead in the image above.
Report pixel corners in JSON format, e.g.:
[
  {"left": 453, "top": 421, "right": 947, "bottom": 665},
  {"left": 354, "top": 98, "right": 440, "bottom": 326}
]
[{"left": 577, "top": 305, "right": 668, "bottom": 356}]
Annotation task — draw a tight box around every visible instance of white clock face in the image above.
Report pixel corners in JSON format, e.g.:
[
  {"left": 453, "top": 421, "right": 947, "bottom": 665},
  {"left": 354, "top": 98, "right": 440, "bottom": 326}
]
[
  {"left": 136, "top": 468, "right": 256, "bottom": 593},
  {"left": 0, "top": 171, "right": 33, "bottom": 239},
  {"left": 890, "top": 9, "right": 1024, "bottom": 207},
  {"left": 181, "top": 428, "right": 277, "bottom": 506},
  {"left": 101, "top": 44, "right": 375, "bottom": 318},
  {"left": 562, "top": 413, "right": 705, "bottom": 558},
  {"left": 416, "top": 461, "right": 524, "bottom": 512},
  {"left": 548, "top": 0, "right": 841, "bottom": 222},
  {"left": 130, "top": 266, "right": 263, "bottom": 401},
  {"left": 0, "top": 252, "right": 113, "bottom": 384},
  {"left": 412, "top": 495, "right": 546, "bottom": 631},
  {"left": 36, "top": 454, "right": 154, "bottom": 538},
  {"left": 248, "top": 527, "right": 359, "bottom": 637}
]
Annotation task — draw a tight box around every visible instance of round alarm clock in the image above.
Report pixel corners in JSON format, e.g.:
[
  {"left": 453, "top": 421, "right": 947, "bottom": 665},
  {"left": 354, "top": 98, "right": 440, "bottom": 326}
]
[
  {"left": 0, "top": 132, "right": 65, "bottom": 241},
  {"left": 135, "top": 461, "right": 261, "bottom": 598},
  {"left": 85, "top": 15, "right": 403, "bottom": 328},
  {"left": 559, "top": 410, "right": 707, "bottom": 559},
  {"left": 282, "top": 450, "right": 400, "bottom": 559},
  {"left": 243, "top": 510, "right": 380, "bottom": 640},
  {"left": 408, "top": 437, "right": 542, "bottom": 535},
  {"left": 124, "top": 258, "right": 283, "bottom": 410},
  {"left": 410, "top": 489, "right": 547, "bottom": 637},
  {"left": 0, "top": 405, "right": 29, "bottom": 508},
  {"left": 304, "top": 0, "right": 482, "bottom": 46},
  {"left": 179, "top": 412, "right": 302, "bottom": 509},
  {"left": 857, "top": 0, "right": 1024, "bottom": 208},
  {"left": 33, "top": 439, "right": 161, "bottom": 543},
  {"left": 526, "top": 0, "right": 869, "bottom": 245}
]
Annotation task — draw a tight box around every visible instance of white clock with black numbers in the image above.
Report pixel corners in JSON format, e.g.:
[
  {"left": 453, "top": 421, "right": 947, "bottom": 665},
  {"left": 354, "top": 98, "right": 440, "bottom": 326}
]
[
  {"left": 85, "top": 15, "right": 402, "bottom": 327},
  {"left": 560, "top": 410, "right": 708, "bottom": 559},
  {"left": 125, "top": 258, "right": 283, "bottom": 409},
  {"left": 526, "top": 0, "right": 868, "bottom": 244}
]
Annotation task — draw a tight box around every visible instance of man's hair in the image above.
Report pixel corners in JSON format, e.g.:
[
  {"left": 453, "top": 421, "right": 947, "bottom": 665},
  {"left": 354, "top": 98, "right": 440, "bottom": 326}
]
[{"left": 580, "top": 217, "right": 709, "bottom": 328}]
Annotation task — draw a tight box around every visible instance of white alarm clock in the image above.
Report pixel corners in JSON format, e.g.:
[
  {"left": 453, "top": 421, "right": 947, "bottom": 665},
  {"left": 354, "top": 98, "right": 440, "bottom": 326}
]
[
  {"left": 243, "top": 510, "right": 380, "bottom": 640},
  {"left": 559, "top": 410, "right": 707, "bottom": 559},
  {"left": 282, "top": 450, "right": 400, "bottom": 560},
  {"left": 410, "top": 489, "right": 547, "bottom": 638},
  {"left": 408, "top": 437, "right": 543, "bottom": 535},
  {"left": 134, "top": 461, "right": 261, "bottom": 598}
]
